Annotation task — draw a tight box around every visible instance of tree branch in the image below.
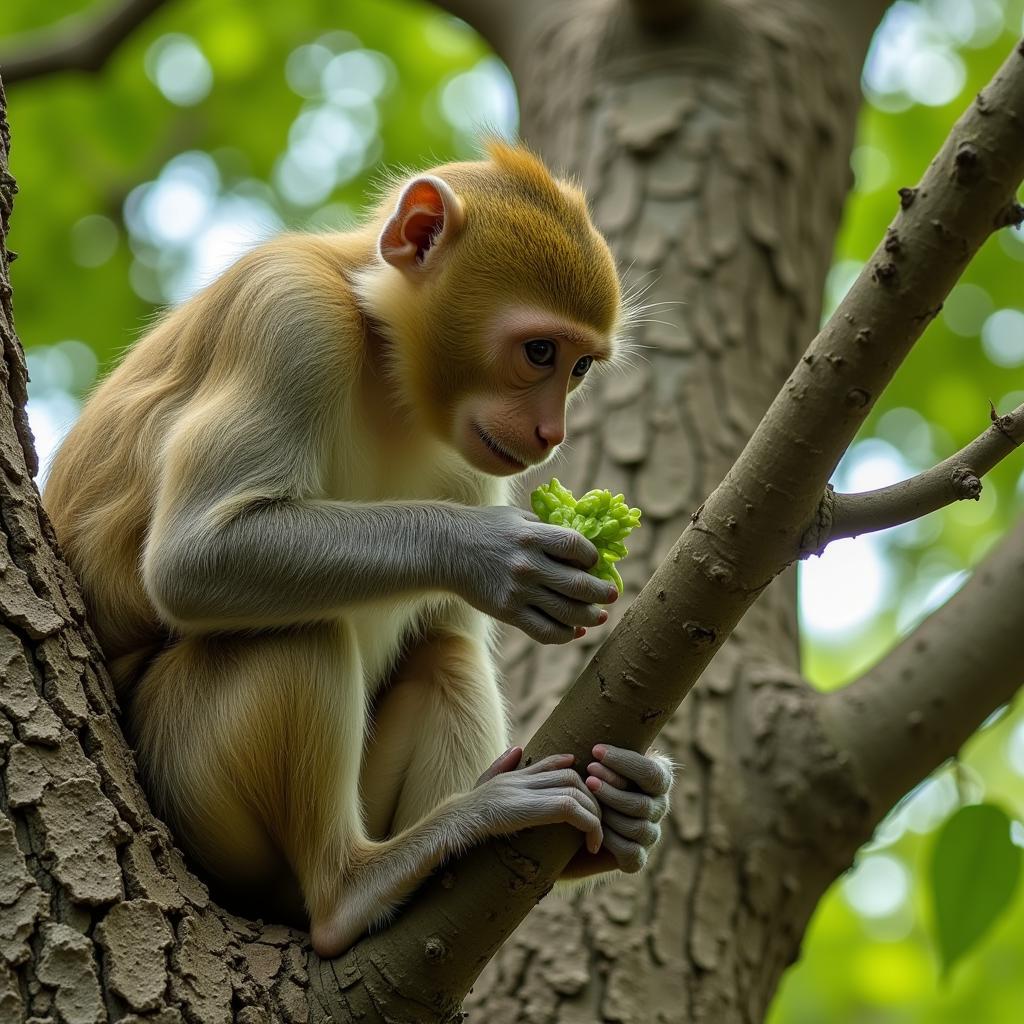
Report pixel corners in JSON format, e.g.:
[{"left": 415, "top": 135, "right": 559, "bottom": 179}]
[
  {"left": 823, "top": 514, "right": 1024, "bottom": 818},
  {"left": 428, "top": 0, "right": 548, "bottom": 65},
  {"left": 816, "top": 0, "right": 895, "bottom": 56},
  {"left": 318, "top": 38, "right": 1024, "bottom": 1021},
  {"left": 0, "top": 0, "right": 168, "bottom": 86},
  {"left": 801, "top": 401, "right": 1024, "bottom": 555}
]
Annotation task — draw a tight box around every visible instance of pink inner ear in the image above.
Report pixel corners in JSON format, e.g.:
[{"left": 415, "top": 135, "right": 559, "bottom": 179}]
[
  {"left": 380, "top": 178, "right": 451, "bottom": 268},
  {"left": 404, "top": 208, "right": 444, "bottom": 262}
]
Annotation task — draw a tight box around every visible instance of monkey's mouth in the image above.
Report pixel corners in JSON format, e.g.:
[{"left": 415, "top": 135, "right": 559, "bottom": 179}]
[{"left": 473, "top": 422, "right": 526, "bottom": 471}]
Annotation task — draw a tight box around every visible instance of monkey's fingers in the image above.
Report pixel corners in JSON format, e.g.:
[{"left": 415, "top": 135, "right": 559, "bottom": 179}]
[
  {"left": 516, "top": 607, "right": 577, "bottom": 645},
  {"left": 529, "top": 587, "right": 608, "bottom": 629},
  {"left": 593, "top": 744, "right": 673, "bottom": 797},
  {"left": 601, "top": 827, "right": 648, "bottom": 874},
  {"left": 475, "top": 746, "right": 524, "bottom": 785},
  {"left": 533, "top": 523, "right": 600, "bottom": 570},
  {"left": 588, "top": 776, "right": 668, "bottom": 823},
  {"left": 524, "top": 770, "right": 602, "bottom": 818},
  {"left": 585, "top": 762, "right": 629, "bottom": 790},
  {"left": 521, "top": 753, "right": 577, "bottom": 774},
  {"left": 534, "top": 561, "right": 618, "bottom": 607},
  {"left": 602, "top": 807, "right": 661, "bottom": 848},
  {"left": 531, "top": 789, "right": 603, "bottom": 854}
]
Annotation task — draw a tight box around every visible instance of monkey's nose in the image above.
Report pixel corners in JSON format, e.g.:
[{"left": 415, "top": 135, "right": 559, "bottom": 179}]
[{"left": 535, "top": 423, "right": 565, "bottom": 450}]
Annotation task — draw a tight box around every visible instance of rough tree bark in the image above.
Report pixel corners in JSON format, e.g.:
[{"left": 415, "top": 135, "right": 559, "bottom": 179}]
[
  {"left": 1, "top": 2, "right": 1023, "bottom": 1023},
  {"left": 0, "top": 79, "right": 314, "bottom": 1024}
]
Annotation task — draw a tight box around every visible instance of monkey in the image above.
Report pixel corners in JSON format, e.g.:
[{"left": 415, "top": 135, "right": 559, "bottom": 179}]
[{"left": 44, "top": 141, "right": 673, "bottom": 957}]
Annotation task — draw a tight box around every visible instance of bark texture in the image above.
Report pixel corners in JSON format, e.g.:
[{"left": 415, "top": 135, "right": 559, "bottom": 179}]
[
  {"left": 0, "top": 81, "right": 316, "bottom": 1024},
  {"left": 456, "top": 2, "right": 871, "bottom": 1019}
]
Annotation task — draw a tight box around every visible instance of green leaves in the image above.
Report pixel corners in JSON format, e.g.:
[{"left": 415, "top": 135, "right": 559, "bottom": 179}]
[
  {"left": 530, "top": 478, "right": 642, "bottom": 591},
  {"left": 929, "top": 802, "right": 1021, "bottom": 978}
]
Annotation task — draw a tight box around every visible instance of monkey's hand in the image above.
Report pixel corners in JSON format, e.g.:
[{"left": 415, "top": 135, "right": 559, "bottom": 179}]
[
  {"left": 562, "top": 745, "right": 673, "bottom": 879},
  {"left": 453, "top": 506, "right": 618, "bottom": 644},
  {"left": 469, "top": 748, "right": 605, "bottom": 853}
]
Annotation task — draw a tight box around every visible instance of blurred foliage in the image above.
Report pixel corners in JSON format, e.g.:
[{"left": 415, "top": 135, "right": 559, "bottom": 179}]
[
  {"left": 3, "top": 0, "right": 1024, "bottom": 1021},
  {"left": 3, "top": 0, "right": 503, "bottom": 407}
]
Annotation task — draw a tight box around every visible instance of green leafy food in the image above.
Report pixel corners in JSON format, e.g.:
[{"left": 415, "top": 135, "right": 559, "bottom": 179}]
[
  {"left": 929, "top": 802, "right": 1022, "bottom": 979},
  {"left": 530, "top": 478, "right": 642, "bottom": 591}
]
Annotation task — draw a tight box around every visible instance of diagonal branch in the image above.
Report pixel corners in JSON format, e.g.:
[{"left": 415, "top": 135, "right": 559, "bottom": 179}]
[
  {"left": 0, "top": 0, "right": 168, "bottom": 86},
  {"left": 316, "top": 38, "right": 1024, "bottom": 1022},
  {"left": 801, "top": 401, "right": 1024, "bottom": 555},
  {"left": 822, "top": 514, "right": 1024, "bottom": 818}
]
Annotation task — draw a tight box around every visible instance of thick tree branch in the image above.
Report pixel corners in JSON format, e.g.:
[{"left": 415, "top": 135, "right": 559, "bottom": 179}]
[
  {"left": 823, "top": 515, "right": 1024, "bottom": 818},
  {"left": 427, "top": 0, "right": 548, "bottom": 65},
  {"left": 0, "top": 0, "right": 168, "bottom": 86},
  {"left": 816, "top": 0, "right": 895, "bottom": 56},
  {"left": 317, "top": 39, "right": 1024, "bottom": 1022},
  {"left": 801, "top": 401, "right": 1024, "bottom": 555}
]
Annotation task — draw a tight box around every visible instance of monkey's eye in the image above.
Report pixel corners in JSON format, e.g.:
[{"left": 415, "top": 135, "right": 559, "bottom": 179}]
[
  {"left": 572, "top": 356, "right": 594, "bottom": 378},
  {"left": 524, "top": 339, "right": 556, "bottom": 367}
]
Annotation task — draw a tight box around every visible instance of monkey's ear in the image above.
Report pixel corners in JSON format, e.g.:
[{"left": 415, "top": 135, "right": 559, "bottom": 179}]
[{"left": 379, "top": 175, "right": 464, "bottom": 272}]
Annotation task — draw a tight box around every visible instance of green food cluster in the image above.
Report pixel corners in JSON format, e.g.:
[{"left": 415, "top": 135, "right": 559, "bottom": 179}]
[{"left": 530, "top": 478, "right": 642, "bottom": 592}]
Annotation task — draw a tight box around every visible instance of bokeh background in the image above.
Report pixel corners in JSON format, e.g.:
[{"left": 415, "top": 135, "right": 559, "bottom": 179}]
[{"left": 3, "top": 1, "right": 1024, "bottom": 1019}]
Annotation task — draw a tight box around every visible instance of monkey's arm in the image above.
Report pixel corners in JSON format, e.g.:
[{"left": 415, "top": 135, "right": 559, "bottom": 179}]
[
  {"left": 139, "top": 253, "right": 476, "bottom": 629},
  {"left": 142, "top": 241, "right": 612, "bottom": 637},
  {"left": 146, "top": 477, "right": 607, "bottom": 636},
  {"left": 146, "top": 490, "right": 480, "bottom": 631}
]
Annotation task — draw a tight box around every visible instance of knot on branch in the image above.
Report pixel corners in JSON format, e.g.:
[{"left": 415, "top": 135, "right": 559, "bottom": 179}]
[
  {"left": 989, "top": 403, "right": 1019, "bottom": 439},
  {"left": 844, "top": 386, "right": 871, "bottom": 409},
  {"left": 996, "top": 202, "right": 1024, "bottom": 229},
  {"left": 950, "top": 465, "right": 982, "bottom": 500},
  {"left": 799, "top": 485, "right": 836, "bottom": 558},
  {"left": 953, "top": 141, "right": 982, "bottom": 183},
  {"left": 683, "top": 621, "right": 717, "bottom": 649},
  {"left": 872, "top": 260, "right": 899, "bottom": 286}
]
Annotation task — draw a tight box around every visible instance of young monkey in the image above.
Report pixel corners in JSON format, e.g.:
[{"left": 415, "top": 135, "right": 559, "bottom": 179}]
[{"left": 44, "top": 141, "right": 673, "bottom": 957}]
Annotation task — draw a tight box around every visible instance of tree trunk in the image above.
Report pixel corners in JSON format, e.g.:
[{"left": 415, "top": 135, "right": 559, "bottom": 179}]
[
  {"left": 465, "top": 1, "right": 883, "bottom": 1020},
  {"left": 0, "top": 79, "right": 317, "bottom": 1024}
]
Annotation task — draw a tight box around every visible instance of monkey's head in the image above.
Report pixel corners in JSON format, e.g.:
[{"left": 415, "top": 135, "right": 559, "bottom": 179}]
[{"left": 356, "top": 141, "right": 622, "bottom": 477}]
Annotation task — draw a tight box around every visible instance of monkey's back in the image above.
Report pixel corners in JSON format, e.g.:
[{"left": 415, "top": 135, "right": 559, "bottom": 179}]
[
  {"left": 45, "top": 314, "right": 195, "bottom": 681},
  {"left": 44, "top": 233, "right": 369, "bottom": 687}
]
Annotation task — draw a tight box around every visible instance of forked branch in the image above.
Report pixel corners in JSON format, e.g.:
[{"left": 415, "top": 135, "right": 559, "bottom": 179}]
[
  {"left": 801, "top": 401, "right": 1024, "bottom": 555},
  {"left": 0, "top": 0, "right": 168, "bottom": 86}
]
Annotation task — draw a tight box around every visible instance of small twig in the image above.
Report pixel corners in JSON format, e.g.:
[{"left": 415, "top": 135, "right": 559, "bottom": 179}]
[
  {"left": 801, "top": 402, "right": 1024, "bottom": 555},
  {"left": 0, "top": 0, "right": 168, "bottom": 87}
]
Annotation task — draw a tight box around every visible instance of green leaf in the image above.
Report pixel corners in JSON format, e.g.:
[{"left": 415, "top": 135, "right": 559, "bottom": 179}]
[{"left": 929, "top": 802, "right": 1021, "bottom": 979}]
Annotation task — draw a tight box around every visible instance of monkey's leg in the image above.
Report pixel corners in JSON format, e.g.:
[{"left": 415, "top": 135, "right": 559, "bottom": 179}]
[
  {"left": 129, "top": 622, "right": 368, "bottom": 917},
  {"left": 361, "top": 629, "right": 509, "bottom": 839}
]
